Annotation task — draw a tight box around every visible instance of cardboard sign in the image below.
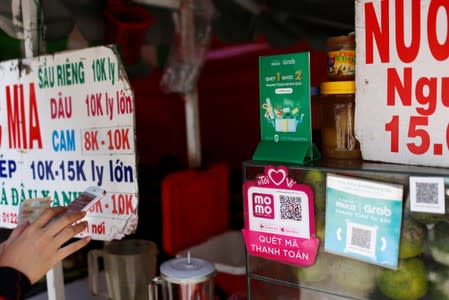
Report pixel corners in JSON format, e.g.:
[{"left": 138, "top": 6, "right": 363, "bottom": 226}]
[
  {"left": 253, "top": 52, "right": 319, "bottom": 164},
  {"left": 324, "top": 174, "right": 403, "bottom": 269},
  {"left": 355, "top": 0, "right": 449, "bottom": 167},
  {"left": 242, "top": 165, "right": 319, "bottom": 267},
  {"left": 0, "top": 46, "right": 138, "bottom": 241}
]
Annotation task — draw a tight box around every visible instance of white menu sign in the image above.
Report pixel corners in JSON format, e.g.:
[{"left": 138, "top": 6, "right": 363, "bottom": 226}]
[
  {"left": 0, "top": 46, "right": 138, "bottom": 241},
  {"left": 355, "top": 0, "right": 449, "bottom": 167}
]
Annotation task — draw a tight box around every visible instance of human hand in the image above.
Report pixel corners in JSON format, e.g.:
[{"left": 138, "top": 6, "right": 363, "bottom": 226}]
[{"left": 0, "top": 207, "right": 91, "bottom": 284}]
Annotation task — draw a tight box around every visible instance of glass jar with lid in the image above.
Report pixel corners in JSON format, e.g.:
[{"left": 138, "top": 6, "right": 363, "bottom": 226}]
[
  {"left": 327, "top": 34, "right": 355, "bottom": 81},
  {"left": 319, "top": 81, "right": 361, "bottom": 160}
]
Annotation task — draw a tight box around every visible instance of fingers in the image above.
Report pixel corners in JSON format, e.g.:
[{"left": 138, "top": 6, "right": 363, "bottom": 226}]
[
  {"left": 57, "top": 237, "right": 91, "bottom": 262},
  {"left": 46, "top": 211, "right": 87, "bottom": 237},
  {"left": 32, "top": 207, "right": 67, "bottom": 228},
  {"left": 53, "top": 221, "right": 88, "bottom": 246},
  {"left": 8, "top": 222, "right": 30, "bottom": 241}
]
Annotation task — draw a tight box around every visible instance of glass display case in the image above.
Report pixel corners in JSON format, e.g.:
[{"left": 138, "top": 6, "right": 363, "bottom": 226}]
[{"left": 243, "top": 159, "right": 449, "bottom": 300}]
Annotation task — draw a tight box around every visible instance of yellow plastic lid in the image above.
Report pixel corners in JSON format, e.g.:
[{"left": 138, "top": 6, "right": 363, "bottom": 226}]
[{"left": 320, "top": 81, "right": 355, "bottom": 95}]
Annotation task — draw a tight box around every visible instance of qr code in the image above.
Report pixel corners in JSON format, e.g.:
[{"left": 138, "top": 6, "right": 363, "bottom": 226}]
[
  {"left": 280, "top": 195, "right": 302, "bottom": 221},
  {"left": 415, "top": 182, "right": 439, "bottom": 204},
  {"left": 350, "top": 227, "right": 371, "bottom": 250},
  {"left": 346, "top": 222, "right": 377, "bottom": 258}
]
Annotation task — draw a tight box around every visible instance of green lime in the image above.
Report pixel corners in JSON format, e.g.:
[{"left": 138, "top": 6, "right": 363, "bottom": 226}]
[
  {"left": 314, "top": 212, "right": 325, "bottom": 244},
  {"left": 429, "top": 222, "right": 449, "bottom": 266},
  {"left": 377, "top": 258, "right": 428, "bottom": 300},
  {"left": 398, "top": 217, "right": 425, "bottom": 259},
  {"left": 332, "top": 258, "right": 377, "bottom": 295},
  {"left": 303, "top": 169, "right": 326, "bottom": 211},
  {"left": 295, "top": 252, "right": 331, "bottom": 283}
]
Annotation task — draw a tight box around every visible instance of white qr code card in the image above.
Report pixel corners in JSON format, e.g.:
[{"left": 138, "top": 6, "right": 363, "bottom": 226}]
[{"left": 410, "top": 177, "right": 445, "bottom": 214}]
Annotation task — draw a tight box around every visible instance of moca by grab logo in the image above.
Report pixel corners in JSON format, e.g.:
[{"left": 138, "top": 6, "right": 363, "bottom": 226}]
[{"left": 252, "top": 193, "right": 274, "bottom": 219}]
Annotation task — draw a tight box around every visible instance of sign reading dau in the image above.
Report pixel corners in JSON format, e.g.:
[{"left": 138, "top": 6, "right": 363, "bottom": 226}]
[
  {"left": 242, "top": 165, "right": 319, "bottom": 267},
  {"left": 253, "top": 52, "right": 319, "bottom": 164},
  {"left": 356, "top": 0, "right": 449, "bottom": 167},
  {"left": 0, "top": 46, "right": 138, "bottom": 241},
  {"left": 324, "top": 174, "right": 403, "bottom": 269}
]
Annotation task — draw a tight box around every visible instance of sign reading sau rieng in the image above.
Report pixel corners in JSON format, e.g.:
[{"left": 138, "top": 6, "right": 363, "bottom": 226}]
[
  {"left": 355, "top": 0, "right": 449, "bottom": 167},
  {"left": 0, "top": 46, "right": 139, "bottom": 241}
]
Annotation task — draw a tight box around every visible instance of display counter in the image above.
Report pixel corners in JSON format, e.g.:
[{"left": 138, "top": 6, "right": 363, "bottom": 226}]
[{"left": 243, "top": 159, "right": 449, "bottom": 300}]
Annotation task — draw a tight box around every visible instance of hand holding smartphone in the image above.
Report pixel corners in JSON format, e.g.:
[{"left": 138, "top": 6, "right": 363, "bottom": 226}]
[
  {"left": 18, "top": 186, "right": 106, "bottom": 225},
  {"left": 67, "top": 186, "right": 106, "bottom": 212}
]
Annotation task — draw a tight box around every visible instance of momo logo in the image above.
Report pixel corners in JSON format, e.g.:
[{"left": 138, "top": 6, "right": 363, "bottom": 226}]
[{"left": 252, "top": 193, "right": 274, "bottom": 219}]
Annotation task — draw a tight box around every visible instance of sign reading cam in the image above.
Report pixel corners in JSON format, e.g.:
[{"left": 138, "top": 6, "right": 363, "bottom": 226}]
[
  {"left": 356, "top": 0, "right": 449, "bottom": 167},
  {"left": 0, "top": 46, "right": 138, "bottom": 241}
]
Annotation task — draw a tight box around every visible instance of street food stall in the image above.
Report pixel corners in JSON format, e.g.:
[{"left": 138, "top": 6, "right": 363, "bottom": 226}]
[{"left": 2, "top": 0, "right": 449, "bottom": 300}]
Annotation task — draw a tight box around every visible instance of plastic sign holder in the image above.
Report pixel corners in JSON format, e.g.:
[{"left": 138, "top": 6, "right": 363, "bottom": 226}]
[
  {"left": 324, "top": 173, "right": 404, "bottom": 270},
  {"left": 242, "top": 165, "right": 320, "bottom": 267},
  {"left": 253, "top": 52, "right": 320, "bottom": 164}
]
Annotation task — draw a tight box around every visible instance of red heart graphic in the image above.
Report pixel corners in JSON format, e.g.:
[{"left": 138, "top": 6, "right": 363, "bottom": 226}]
[{"left": 268, "top": 168, "right": 287, "bottom": 186}]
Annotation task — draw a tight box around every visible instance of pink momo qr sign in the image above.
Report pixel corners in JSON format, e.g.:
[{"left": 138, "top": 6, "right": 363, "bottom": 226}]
[{"left": 242, "top": 165, "right": 319, "bottom": 267}]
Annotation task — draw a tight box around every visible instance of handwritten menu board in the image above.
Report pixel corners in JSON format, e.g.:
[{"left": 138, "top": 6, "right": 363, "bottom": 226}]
[{"left": 0, "top": 46, "right": 138, "bottom": 241}]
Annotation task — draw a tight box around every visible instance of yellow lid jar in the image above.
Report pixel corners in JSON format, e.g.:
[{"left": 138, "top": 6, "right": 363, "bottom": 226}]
[
  {"left": 319, "top": 81, "right": 361, "bottom": 160},
  {"left": 327, "top": 34, "right": 355, "bottom": 81}
]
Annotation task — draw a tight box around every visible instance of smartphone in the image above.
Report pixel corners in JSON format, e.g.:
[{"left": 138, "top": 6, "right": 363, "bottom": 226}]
[{"left": 67, "top": 186, "right": 106, "bottom": 212}]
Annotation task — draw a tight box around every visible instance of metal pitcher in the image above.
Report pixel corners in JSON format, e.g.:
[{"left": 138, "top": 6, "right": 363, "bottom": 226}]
[
  {"left": 149, "top": 256, "right": 216, "bottom": 300},
  {"left": 89, "top": 239, "right": 158, "bottom": 300}
]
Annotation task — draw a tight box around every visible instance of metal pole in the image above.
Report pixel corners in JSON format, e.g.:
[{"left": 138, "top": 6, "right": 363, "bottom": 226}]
[
  {"left": 20, "top": 0, "right": 65, "bottom": 299},
  {"left": 184, "top": 90, "right": 201, "bottom": 168},
  {"left": 180, "top": 0, "right": 202, "bottom": 168},
  {"left": 21, "top": 0, "right": 41, "bottom": 58},
  {"left": 46, "top": 262, "right": 65, "bottom": 300},
  {"left": 133, "top": 0, "right": 180, "bottom": 10}
]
